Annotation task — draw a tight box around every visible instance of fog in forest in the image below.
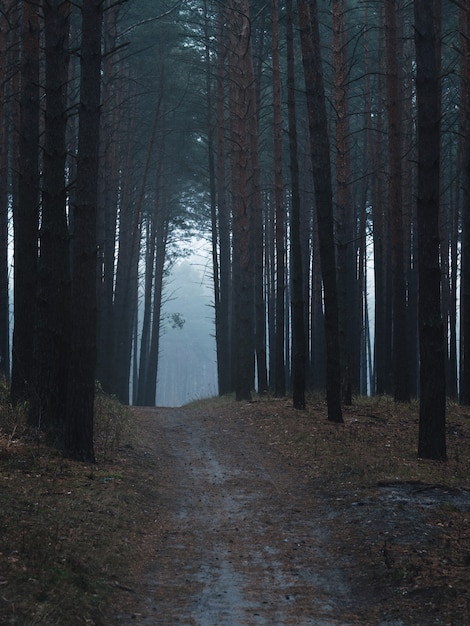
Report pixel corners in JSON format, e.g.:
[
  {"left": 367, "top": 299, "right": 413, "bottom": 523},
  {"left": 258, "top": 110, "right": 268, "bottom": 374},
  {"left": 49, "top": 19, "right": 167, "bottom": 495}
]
[{"left": 156, "top": 256, "right": 217, "bottom": 407}]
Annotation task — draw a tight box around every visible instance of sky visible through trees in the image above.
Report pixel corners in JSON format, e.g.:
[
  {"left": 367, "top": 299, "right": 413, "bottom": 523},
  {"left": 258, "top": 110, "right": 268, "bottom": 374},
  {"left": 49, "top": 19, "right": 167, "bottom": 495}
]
[
  {"left": 0, "top": 0, "right": 467, "bottom": 458},
  {"left": 156, "top": 250, "right": 218, "bottom": 407}
]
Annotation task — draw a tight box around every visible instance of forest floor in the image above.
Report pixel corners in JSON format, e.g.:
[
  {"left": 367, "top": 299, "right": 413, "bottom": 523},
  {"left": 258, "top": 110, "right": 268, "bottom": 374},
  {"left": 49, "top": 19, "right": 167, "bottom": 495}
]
[{"left": 0, "top": 394, "right": 469, "bottom": 625}]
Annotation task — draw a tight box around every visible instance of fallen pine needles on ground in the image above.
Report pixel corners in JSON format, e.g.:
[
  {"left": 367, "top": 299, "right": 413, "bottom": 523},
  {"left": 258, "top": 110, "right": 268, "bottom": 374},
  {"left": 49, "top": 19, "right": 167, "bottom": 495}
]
[
  {"left": 0, "top": 390, "right": 469, "bottom": 624},
  {"left": 0, "top": 384, "right": 159, "bottom": 626},
  {"left": 197, "top": 393, "right": 470, "bottom": 624}
]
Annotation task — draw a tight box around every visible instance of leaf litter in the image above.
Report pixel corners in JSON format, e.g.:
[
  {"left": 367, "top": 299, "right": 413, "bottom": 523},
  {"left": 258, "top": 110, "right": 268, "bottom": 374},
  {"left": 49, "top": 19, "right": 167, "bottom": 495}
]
[{"left": 0, "top": 393, "right": 469, "bottom": 624}]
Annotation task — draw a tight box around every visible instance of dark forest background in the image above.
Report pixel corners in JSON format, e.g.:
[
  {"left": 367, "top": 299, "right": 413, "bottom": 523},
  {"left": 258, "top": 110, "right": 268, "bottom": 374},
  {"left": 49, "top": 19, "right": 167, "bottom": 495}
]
[{"left": 0, "top": 0, "right": 466, "bottom": 460}]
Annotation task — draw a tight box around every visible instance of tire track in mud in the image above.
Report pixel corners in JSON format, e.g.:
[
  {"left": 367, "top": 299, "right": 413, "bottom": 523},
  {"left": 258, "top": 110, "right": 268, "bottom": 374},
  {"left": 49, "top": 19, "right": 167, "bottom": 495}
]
[{"left": 115, "top": 408, "right": 363, "bottom": 625}]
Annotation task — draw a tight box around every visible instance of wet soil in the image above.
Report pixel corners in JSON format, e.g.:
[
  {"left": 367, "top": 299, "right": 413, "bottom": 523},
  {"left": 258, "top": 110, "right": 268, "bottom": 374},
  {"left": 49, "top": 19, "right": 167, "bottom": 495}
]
[{"left": 113, "top": 405, "right": 470, "bottom": 625}]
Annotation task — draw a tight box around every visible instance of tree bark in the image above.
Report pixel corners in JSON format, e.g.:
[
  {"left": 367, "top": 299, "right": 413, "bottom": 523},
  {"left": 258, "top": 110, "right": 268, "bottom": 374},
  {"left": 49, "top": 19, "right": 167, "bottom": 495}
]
[
  {"left": 384, "top": 0, "right": 410, "bottom": 403},
  {"left": 215, "top": 5, "right": 232, "bottom": 396},
  {"left": 33, "top": 0, "right": 71, "bottom": 431},
  {"left": 0, "top": 4, "right": 11, "bottom": 380},
  {"left": 227, "top": 0, "right": 254, "bottom": 402},
  {"left": 96, "top": 5, "right": 119, "bottom": 393},
  {"left": 297, "top": 0, "right": 343, "bottom": 422},
  {"left": 460, "top": 3, "right": 470, "bottom": 405},
  {"left": 11, "top": 0, "right": 40, "bottom": 407},
  {"left": 272, "top": 0, "right": 286, "bottom": 398},
  {"left": 286, "top": 0, "right": 305, "bottom": 409},
  {"left": 65, "top": 0, "right": 103, "bottom": 461},
  {"left": 333, "top": 0, "right": 356, "bottom": 404},
  {"left": 414, "top": 0, "right": 446, "bottom": 460}
]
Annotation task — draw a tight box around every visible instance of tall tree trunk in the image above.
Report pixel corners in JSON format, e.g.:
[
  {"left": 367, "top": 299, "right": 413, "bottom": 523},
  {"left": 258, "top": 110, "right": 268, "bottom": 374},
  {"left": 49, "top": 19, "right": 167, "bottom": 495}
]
[
  {"left": 372, "top": 54, "right": 393, "bottom": 395},
  {"left": 266, "top": 190, "right": 276, "bottom": 389},
  {"left": 402, "top": 29, "right": 419, "bottom": 398},
  {"left": 215, "top": 5, "right": 232, "bottom": 396},
  {"left": 0, "top": 5, "right": 10, "bottom": 380},
  {"left": 272, "top": 0, "right": 286, "bottom": 398},
  {"left": 34, "top": 0, "right": 71, "bottom": 431},
  {"left": 286, "top": 0, "right": 305, "bottom": 408},
  {"left": 64, "top": 0, "right": 103, "bottom": 461},
  {"left": 414, "top": 0, "right": 446, "bottom": 460},
  {"left": 204, "top": 0, "right": 223, "bottom": 398},
  {"left": 112, "top": 83, "right": 140, "bottom": 404},
  {"left": 11, "top": 0, "right": 40, "bottom": 407},
  {"left": 227, "top": 0, "right": 254, "bottom": 402},
  {"left": 96, "top": 4, "right": 119, "bottom": 393},
  {"left": 384, "top": 0, "right": 410, "bottom": 403},
  {"left": 249, "top": 50, "right": 268, "bottom": 397},
  {"left": 143, "top": 210, "right": 169, "bottom": 406},
  {"left": 333, "top": 0, "right": 356, "bottom": 404},
  {"left": 136, "top": 216, "right": 156, "bottom": 405},
  {"left": 138, "top": 137, "right": 167, "bottom": 406},
  {"left": 297, "top": 0, "right": 343, "bottom": 422},
  {"left": 460, "top": 3, "right": 470, "bottom": 404}
]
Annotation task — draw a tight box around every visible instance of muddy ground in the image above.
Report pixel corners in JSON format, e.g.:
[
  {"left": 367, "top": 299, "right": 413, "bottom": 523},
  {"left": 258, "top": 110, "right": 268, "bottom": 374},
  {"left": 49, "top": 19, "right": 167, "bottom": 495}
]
[{"left": 112, "top": 404, "right": 470, "bottom": 625}]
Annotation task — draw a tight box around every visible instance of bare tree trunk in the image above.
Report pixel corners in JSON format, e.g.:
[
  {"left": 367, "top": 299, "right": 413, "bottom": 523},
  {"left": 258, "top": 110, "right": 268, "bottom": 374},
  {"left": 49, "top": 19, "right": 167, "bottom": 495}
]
[
  {"left": 215, "top": 6, "right": 232, "bottom": 395},
  {"left": 0, "top": 4, "right": 11, "bottom": 380},
  {"left": 333, "top": 0, "right": 356, "bottom": 404},
  {"left": 112, "top": 81, "right": 140, "bottom": 404},
  {"left": 136, "top": 216, "right": 156, "bottom": 405},
  {"left": 227, "top": 0, "right": 254, "bottom": 402},
  {"left": 297, "top": 0, "right": 342, "bottom": 422},
  {"left": 384, "top": 0, "right": 410, "bottom": 403},
  {"left": 11, "top": 1, "right": 40, "bottom": 407},
  {"left": 34, "top": 0, "right": 72, "bottom": 431},
  {"left": 96, "top": 5, "right": 119, "bottom": 393},
  {"left": 143, "top": 208, "right": 169, "bottom": 406},
  {"left": 414, "top": 0, "right": 446, "bottom": 460},
  {"left": 272, "top": 0, "right": 286, "bottom": 398},
  {"left": 286, "top": 0, "right": 305, "bottom": 408},
  {"left": 65, "top": 0, "right": 103, "bottom": 461},
  {"left": 460, "top": 3, "right": 470, "bottom": 404}
]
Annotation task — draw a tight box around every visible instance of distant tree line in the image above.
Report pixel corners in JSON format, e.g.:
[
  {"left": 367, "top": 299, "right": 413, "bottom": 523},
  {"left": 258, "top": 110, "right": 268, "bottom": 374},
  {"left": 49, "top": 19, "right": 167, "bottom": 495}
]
[{"left": 0, "top": 0, "right": 466, "bottom": 461}]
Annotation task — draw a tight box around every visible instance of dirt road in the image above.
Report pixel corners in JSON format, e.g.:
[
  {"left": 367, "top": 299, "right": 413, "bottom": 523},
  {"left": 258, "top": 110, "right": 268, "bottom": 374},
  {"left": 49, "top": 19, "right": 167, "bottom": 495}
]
[{"left": 113, "top": 406, "right": 403, "bottom": 625}]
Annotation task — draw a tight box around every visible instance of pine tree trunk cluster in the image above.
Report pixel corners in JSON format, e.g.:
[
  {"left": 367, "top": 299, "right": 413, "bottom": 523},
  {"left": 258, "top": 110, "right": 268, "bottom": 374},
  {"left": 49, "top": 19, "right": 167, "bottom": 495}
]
[{"left": 2, "top": 0, "right": 470, "bottom": 460}]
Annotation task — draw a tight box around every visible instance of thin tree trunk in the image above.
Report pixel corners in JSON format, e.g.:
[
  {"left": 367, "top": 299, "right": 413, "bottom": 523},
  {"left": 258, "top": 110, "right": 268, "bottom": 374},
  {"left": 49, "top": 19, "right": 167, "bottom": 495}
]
[
  {"left": 204, "top": 0, "right": 223, "bottom": 398},
  {"left": 384, "top": 0, "right": 410, "bottom": 403},
  {"left": 0, "top": 5, "right": 10, "bottom": 380},
  {"left": 96, "top": 5, "right": 119, "bottom": 393},
  {"left": 136, "top": 217, "right": 156, "bottom": 405},
  {"left": 113, "top": 85, "right": 140, "bottom": 404},
  {"left": 214, "top": 5, "right": 231, "bottom": 396},
  {"left": 273, "top": 0, "right": 286, "bottom": 398},
  {"left": 286, "top": 0, "right": 305, "bottom": 409},
  {"left": 143, "top": 211, "right": 169, "bottom": 406}
]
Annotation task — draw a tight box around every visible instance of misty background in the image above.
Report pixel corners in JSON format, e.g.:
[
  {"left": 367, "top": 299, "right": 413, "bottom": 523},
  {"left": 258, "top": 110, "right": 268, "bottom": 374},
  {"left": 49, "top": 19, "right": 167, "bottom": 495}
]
[{"left": 155, "top": 246, "right": 217, "bottom": 407}]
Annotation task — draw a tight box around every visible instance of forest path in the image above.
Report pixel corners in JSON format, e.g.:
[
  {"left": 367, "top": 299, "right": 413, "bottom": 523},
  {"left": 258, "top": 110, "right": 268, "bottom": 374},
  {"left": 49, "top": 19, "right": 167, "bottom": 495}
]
[{"left": 113, "top": 406, "right": 397, "bottom": 626}]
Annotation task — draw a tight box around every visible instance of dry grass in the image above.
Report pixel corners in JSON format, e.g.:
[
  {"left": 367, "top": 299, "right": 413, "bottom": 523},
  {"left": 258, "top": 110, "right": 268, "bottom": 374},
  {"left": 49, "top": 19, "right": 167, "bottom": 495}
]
[
  {"left": 237, "top": 393, "right": 470, "bottom": 491},
  {"left": 0, "top": 385, "right": 156, "bottom": 626}
]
